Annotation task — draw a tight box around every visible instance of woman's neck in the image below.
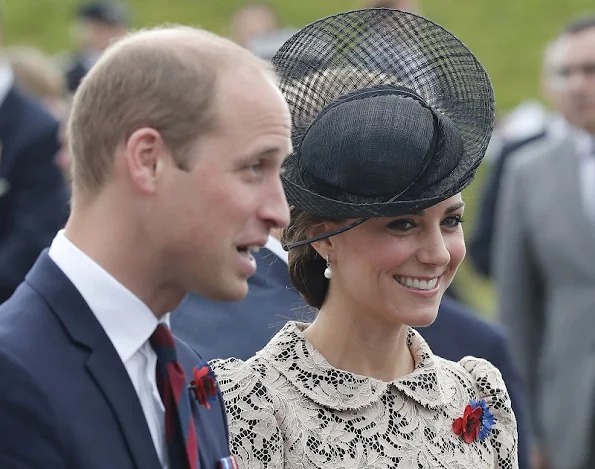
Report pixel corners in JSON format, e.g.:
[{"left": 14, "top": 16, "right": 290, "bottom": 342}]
[{"left": 302, "top": 298, "right": 415, "bottom": 382}]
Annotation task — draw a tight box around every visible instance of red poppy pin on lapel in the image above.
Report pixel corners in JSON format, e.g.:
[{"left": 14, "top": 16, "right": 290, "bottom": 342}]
[{"left": 188, "top": 360, "right": 218, "bottom": 409}]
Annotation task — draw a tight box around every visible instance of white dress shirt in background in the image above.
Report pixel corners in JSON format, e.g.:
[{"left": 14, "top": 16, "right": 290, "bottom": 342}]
[{"left": 264, "top": 234, "right": 288, "bottom": 265}]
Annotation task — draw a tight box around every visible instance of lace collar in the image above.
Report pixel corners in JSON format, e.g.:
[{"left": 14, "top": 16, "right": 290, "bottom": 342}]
[{"left": 257, "top": 321, "right": 448, "bottom": 411}]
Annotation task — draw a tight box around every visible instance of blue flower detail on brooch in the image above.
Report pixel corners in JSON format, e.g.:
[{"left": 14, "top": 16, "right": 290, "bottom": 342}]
[{"left": 471, "top": 399, "right": 496, "bottom": 440}]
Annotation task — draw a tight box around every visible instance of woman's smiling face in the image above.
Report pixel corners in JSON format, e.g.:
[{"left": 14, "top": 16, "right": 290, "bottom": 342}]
[{"left": 322, "top": 194, "right": 466, "bottom": 327}]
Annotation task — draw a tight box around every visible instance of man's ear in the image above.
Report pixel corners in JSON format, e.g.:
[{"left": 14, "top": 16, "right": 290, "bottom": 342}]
[{"left": 124, "top": 127, "right": 170, "bottom": 194}]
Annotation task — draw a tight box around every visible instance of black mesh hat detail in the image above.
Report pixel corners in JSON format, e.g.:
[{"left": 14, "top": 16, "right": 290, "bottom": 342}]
[{"left": 272, "top": 8, "right": 495, "bottom": 220}]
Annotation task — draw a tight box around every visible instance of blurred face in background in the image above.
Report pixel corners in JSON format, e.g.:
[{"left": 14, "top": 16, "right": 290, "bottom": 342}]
[
  {"left": 544, "top": 27, "right": 595, "bottom": 134},
  {"left": 362, "top": 0, "right": 421, "bottom": 13},
  {"left": 72, "top": 19, "right": 126, "bottom": 53},
  {"left": 230, "top": 4, "right": 279, "bottom": 48}
]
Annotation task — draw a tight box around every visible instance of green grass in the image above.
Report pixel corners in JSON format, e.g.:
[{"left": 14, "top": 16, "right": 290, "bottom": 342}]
[
  {"left": 5, "top": 0, "right": 593, "bottom": 111},
  {"left": 4, "top": 0, "right": 591, "bottom": 316}
]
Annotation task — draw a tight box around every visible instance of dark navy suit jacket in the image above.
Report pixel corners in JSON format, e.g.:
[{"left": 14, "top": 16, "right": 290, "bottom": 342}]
[
  {"left": 172, "top": 248, "right": 309, "bottom": 361},
  {"left": 0, "top": 252, "right": 232, "bottom": 469},
  {"left": 468, "top": 131, "right": 546, "bottom": 278},
  {"left": 0, "top": 86, "right": 69, "bottom": 303},
  {"left": 172, "top": 248, "right": 530, "bottom": 469},
  {"left": 65, "top": 55, "right": 90, "bottom": 93}
]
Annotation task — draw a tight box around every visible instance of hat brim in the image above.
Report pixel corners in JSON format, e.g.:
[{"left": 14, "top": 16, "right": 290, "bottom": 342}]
[{"left": 272, "top": 8, "right": 494, "bottom": 218}]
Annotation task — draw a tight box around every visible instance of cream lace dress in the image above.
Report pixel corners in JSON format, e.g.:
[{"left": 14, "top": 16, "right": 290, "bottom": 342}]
[{"left": 211, "top": 322, "right": 518, "bottom": 469}]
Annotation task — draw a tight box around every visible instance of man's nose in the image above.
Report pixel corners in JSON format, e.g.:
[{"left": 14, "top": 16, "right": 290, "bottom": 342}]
[{"left": 261, "top": 178, "right": 290, "bottom": 229}]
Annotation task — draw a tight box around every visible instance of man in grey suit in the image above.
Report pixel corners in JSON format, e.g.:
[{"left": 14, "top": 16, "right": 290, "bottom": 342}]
[{"left": 494, "top": 16, "right": 595, "bottom": 469}]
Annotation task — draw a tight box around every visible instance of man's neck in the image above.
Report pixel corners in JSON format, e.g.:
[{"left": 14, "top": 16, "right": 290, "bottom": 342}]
[{"left": 65, "top": 199, "right": 184, "bottom": 318}]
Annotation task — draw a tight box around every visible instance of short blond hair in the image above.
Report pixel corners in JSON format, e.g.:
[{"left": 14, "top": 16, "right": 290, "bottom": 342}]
[
  {"left": 68, "top": 24, "right": 273, "bottom": 198},
  {"left": 6, "top": 46, "right": 66, "bottom": 100}
]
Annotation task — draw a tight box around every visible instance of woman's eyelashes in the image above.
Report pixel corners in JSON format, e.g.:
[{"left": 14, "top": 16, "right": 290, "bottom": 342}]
[
  {"left": 442, "top": 214, "right": 465, "bottom": 229},
  {"left": 386, "top": 213, "right": 465, "bottom": 232},
  {"left": 386, "top": 218, "right": 416, "bottom": 232}
]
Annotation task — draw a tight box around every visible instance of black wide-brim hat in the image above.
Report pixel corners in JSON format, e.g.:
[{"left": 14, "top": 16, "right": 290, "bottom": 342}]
[{"left": 272, "top": 8, "right": 494, "bottom": 220}]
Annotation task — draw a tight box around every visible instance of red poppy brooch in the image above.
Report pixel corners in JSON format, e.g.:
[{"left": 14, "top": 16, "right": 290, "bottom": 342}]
[
  {"left": 189, "top": 361, "right": 218, "bottom": 409},
  {"left": 452, "top": 399, "right": 496, "bottom": 443}
]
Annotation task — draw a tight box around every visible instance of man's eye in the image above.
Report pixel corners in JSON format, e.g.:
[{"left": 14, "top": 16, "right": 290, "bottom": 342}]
[{"left": 246, "top": 162, "right": 264, "bottom": 174}]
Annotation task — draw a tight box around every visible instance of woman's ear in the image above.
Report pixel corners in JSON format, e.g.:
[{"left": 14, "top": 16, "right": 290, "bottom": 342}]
[{"left": 309, "top": 221, "right": 337, "bottom": 259}]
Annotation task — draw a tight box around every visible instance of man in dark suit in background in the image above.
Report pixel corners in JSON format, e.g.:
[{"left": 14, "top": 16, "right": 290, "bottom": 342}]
[
  {"left": 0, "top": 23, "right": 69, "bottom": 304},
  {"left": 172, "top": 232, "right": 308, "bottom": 361},
  {"left": 65, "top": 1, "right": 129, "bottom": 93},
  {"left": 468, "top": 131, "right": 546, "bottom": 277},
  {"left": 469, "top": 39, "right": 567, "bottom": 278},
  {"left": 172, "top": 233, "right": 531, "bottom": 469}
]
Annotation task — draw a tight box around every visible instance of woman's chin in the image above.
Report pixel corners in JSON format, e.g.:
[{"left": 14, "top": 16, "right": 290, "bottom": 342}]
[{"left": 396, "top": 306, "right": 440, "bottom": 328}]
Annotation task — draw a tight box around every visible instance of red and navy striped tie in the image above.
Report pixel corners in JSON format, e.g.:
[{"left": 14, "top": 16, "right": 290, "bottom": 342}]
[{"left": 150, "top": 324, "right": 198, "bottom": 469}]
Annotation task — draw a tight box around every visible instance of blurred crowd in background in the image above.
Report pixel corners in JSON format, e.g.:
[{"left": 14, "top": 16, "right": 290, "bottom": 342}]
[{"left": 2, "top": 1, "right": 595, "bottom": 468}]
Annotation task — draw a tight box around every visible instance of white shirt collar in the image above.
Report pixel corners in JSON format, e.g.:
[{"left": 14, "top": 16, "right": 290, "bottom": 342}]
[
  {"left": 48, "top": 230, "right": 168, "bottom": 363},
  {"left": 572, "top": 128, "right": 595, "bottom": 161},
  {"left": 546, "top": 115, "right": 569, "bottom": 140},
  {"left": 0, "top": 60, "right": 14, "bottom": 107},
  {"left": 264, "top": 234, "right": 288, "bottom": 264}
]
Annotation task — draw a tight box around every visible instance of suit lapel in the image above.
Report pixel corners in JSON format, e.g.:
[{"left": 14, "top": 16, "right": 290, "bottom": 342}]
[
  {"left": 26, "top": 253, "right": 162, "bottom": 469},
  {"left": 551, "top": 137, "right": 595, "bottom": 264},
  {"left": 0, "top": 87, "right": 20, "bottom": 134},
  {"left": 85, "top": 344, "right": 163, "bottom": 469},
  {"left": 0, "top": 87, "right": 17, "bottom": 185},
  {"left": 176, "top": 339, "right": 231, "bottom": 469}
]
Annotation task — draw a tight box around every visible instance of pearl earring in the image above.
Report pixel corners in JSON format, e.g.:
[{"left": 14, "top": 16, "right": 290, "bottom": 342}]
[{"left": 324, "top": 256, "right": 333, "bottom": 279}]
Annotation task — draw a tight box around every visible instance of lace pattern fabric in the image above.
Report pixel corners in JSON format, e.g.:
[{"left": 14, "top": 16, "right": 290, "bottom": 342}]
[{"left": 212, "top": 322, "right": 518, "bottom": 469}]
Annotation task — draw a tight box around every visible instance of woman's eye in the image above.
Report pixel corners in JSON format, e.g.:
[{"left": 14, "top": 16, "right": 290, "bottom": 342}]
[
  {"left": 442, "top": 214, "right": 465, "bottom": 228},
  {"left": 387, "top": 219, "right": 416, "bottom": 231}
]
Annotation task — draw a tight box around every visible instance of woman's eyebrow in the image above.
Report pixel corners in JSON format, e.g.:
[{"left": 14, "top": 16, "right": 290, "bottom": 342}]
[{"left": 405, "top": 201, "right": 465, "bottom": 216}]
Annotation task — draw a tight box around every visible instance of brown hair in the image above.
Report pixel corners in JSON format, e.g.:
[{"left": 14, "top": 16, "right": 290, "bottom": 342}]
[
  {"left": 282, "top": 206, "right": 341, "bottom": 309},
  {"left": 68, "top": 25, "right": 273, "bottom": 199}
]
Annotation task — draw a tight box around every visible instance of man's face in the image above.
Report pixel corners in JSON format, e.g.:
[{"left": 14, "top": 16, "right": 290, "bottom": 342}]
[
  {"left": 545, "top": 28, "right": 595, "bottom": 134},
  {"left": 154, "top": 68, "right": 292, "bottom": 301},
  {"left": 73, "top": 19, "right": 126, "bottom": 53}
]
